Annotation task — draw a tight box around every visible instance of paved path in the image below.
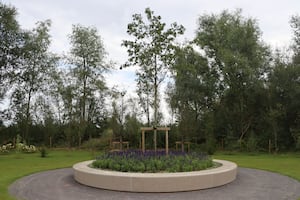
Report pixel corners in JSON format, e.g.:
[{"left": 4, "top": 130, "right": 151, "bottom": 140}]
[{"left": 9, "top": 168, "right": 300, "bottom": 200}]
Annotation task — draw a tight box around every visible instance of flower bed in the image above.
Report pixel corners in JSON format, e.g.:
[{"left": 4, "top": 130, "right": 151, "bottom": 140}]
[
  {"left": 74, "top": 159, "right": 237, "bottom": 192},
  {"left": 92, "top": 150, "right": 214, "bottom": 173}
]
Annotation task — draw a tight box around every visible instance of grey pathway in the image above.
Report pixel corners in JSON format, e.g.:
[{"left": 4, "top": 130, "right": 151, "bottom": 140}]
[{"left": 9, "top": 168, "right": 300, "bottom": 200}]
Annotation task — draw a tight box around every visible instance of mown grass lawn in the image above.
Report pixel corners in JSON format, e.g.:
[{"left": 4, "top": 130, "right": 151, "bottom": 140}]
[
  {"left": 1, "top": 150, "right": 300, "bottom": 200},
  {"left": 0, "top": 150, "right": 96, "bottom": 200},
  {"left": 214, "top": 152, "right": 300, "bottom": 181}
]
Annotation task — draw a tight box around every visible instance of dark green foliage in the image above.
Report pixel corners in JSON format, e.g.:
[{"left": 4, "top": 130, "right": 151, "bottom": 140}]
[
  {"left": 246, "top": 133, "right": 258, "bottom": 152},
  {"left": 81, "top": 133, "right": 112, "bottom": 151},
  {"left": 0, "top": 2, "right": 22, "bottom": 100},
  {"left": 68, "top": 24, "right": 109, "bottom": 146},
  {"left": 39, "top": 147, "right": 48, "bottom": 158}
]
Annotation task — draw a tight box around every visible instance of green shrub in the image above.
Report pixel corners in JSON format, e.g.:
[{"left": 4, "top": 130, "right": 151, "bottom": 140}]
[
  {"left": 296, "top": 136, "right": 300, "bottom": 151},
  {"left": 0, "top": 142, "right": 37, "bottom": 153},
  {"left": 81, "top": 138, "right": 109, "bottom": 151},
  {"left": 82, "top": 129, "right": 113, "bottom": 151},
  {"left": 247, "top": 133, "right": 258, "bottom": 152},
  {"left": 92, "top": 150, "right": 213, "bottom": 173},
  {"left": 14, "top": 135, "right": 37, "bottom": 153},
  {"left": 39, "top": 147, "right": 48, "bottom": 158},
  {"left": 0, "top": 143, "right": 14, "bottom": 153}
]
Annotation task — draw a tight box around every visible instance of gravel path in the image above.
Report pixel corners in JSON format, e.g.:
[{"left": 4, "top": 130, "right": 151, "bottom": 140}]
[{"left": 9, "top": 168, "right": 300, "bottom": 200}]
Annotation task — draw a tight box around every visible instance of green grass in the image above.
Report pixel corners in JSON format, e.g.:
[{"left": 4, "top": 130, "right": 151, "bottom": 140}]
[
  {"left": 214, "top": 152, "right": 300, "bottom": 181},
  {"left": 0, "top": 150, "right": 96, "bottom": 200},
  {"left": 214, "top": 152, "right": 300, "bottom": 200},
  {"left": 1, "top": 150, "right": 300, "bottom": 200}
]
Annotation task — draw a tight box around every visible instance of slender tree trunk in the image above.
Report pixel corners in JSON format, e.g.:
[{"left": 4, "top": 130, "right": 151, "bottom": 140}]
[
  {"left": 80, "top": 58, "right": 87, "bottom": 147},
  {"left": 146, "top": 93, "right": 150, "bottom": 127},
  {"left": 154, "top": 56, "right": 158, "bottom": 152},
  {"left": 239, "top": 95, "right": 243, "bottom": 147},
  {"left": 49, "top": 136, "right": 52, "bottom": 148},
  {"left": 68, "top": 97, "right": 73, "bottom": 147},
  {"left": 272, "top": 121, "right": 278, "bottom": 153},
  {"left": 25, "top": 87, "right": 33, "bottom": 144}
]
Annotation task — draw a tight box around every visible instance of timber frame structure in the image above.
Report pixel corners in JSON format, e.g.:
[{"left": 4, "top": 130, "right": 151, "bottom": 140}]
[{"left": 140, "top": 127, "right": 170, "bottom": 155}]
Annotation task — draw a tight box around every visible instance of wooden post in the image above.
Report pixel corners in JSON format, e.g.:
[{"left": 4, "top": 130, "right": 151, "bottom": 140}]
[
  {"left": 120, "top": 137, "right": 122, "bottom": 151},
  {"left": 141, "top": 127, "right": 170, "bottom": 154},
  {"left": 165, "top": 130, "right": 169, "bottom": 155},
  {"left": 181, "top": 141, "right": 184, "bottom": 152},
  {"left": 154, "top": 128, "right": 157, "bottom": 153},
  {"left": 142, "top": 130, "right": 145, "bottom": 153}
]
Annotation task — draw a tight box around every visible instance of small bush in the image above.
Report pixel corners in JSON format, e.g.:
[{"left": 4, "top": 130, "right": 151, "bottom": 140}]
[
  {"left": 0, "top": 143, "right": 14, "bottom": 153},
  {"left": 247, "top": 133, "right": 258, "bottom": 152},
  {"left": 39, "top": 147, "right": 48, "bottom": 158},
  {"left": 0, "top": 142, "right": 37, "bottom": 153},
  {"left": 16, "top": 143, "right": 37, "bottom": 153},
  {"left": 82, "top": 129, "right": 113, "bottom": 151},
  {"left": 14, "top": 135, "right": 37, "bottom": 153},
  {"left": 296, "top": 136, "right": 300, "bottom": 151}
]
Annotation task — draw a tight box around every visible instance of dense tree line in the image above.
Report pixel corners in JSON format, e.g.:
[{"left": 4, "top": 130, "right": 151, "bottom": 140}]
[
  {"left": 0, "top": 3, "right": 299, "bottom": 152},
  {"left": 168, "top": 10, "right": 300, "bottom": 152}
]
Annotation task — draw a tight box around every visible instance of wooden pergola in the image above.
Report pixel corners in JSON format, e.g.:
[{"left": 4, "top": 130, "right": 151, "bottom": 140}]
[
  {"left": 175, "top": 141, "right": 191, "bottom": 152},
  {"left": 141, "top": 127, "right": 170, "bottom": 155}
]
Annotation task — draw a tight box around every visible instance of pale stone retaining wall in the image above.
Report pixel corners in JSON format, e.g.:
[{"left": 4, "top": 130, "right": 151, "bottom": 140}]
[{"left": 73, "top": 159, "right": 237, "bottom": 192}]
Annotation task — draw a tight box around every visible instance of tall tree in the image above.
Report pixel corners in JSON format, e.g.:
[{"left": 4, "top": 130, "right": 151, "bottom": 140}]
[
  {"left": 290, "top": 15, "right": 300, "bottom": 149},
  {"left": 122, "top": 7, "right": 184, "bottom": 151},
  {"left": 0, "top": 2, "right": 22, "bottom": 101},
  {"left": 265, "top": 16, "right": 300, "bottom": 150},
  {"left": 9, "top": 20, "right": 57, "bottom": 143},
  {"left": 194, "top": 9, "right": 270, "bottom": 145},
  {"left": 269, "top": 55, "right": 300, "bottom": 150},
  {"left": 290, "top": 15, "right": 300, "bottom": 64},
  {"left": 68, "top": 24, "right": 109, "bottom": 146},
  {"left": 168, "top": 45, "right": 217, "bottom": 143}
]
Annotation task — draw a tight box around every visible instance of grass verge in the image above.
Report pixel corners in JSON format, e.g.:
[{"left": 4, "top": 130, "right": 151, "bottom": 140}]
[
  {"left": 214, "top": 152, "right": 300, "bottom": 181},
  {"left": 0, "top": 150, "right": 95, "bottom": 200}
]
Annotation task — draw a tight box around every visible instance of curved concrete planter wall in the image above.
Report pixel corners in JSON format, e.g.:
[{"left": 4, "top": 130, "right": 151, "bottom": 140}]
[{"left": 73, "top": 159, "right": 237, "bottom": 192}]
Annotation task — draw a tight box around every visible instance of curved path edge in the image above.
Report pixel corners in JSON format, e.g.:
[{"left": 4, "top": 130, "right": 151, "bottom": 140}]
[{"left": 73, "top": 159, "right": 237, "bottom": 192}]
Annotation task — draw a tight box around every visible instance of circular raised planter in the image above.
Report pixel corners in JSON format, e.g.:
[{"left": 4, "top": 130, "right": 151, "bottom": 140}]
[{"left": 73, "top": 159, "right": 237, "bottom": 192}]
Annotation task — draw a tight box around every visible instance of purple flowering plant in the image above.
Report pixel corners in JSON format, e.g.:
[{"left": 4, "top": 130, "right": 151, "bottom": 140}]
[{"left": 92, "top": 150, "right": 213, "bottom": 173}]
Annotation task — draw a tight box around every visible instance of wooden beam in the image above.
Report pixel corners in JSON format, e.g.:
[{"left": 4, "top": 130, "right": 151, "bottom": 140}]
[
  {"left": 141, "top": 127, "right": 154, "bottom": 131},
  {"left": 154, "top": 129, "right": 157, "bottom": 152},
  {"left": 140, "top": 127, "right": 170, "bottom": 154},
  {"left": 141, "top": 127, "right": 170, "bottom": 131}
]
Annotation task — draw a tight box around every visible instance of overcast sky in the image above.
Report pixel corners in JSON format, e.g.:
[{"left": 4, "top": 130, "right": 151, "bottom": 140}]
[{"left": 2, "top": 0, "right": 300, "bottom": 123}]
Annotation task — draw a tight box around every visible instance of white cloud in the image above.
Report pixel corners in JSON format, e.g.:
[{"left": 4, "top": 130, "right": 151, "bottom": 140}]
[{"left": 104, "top": 68, "right": 136, "bottom": 94}]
